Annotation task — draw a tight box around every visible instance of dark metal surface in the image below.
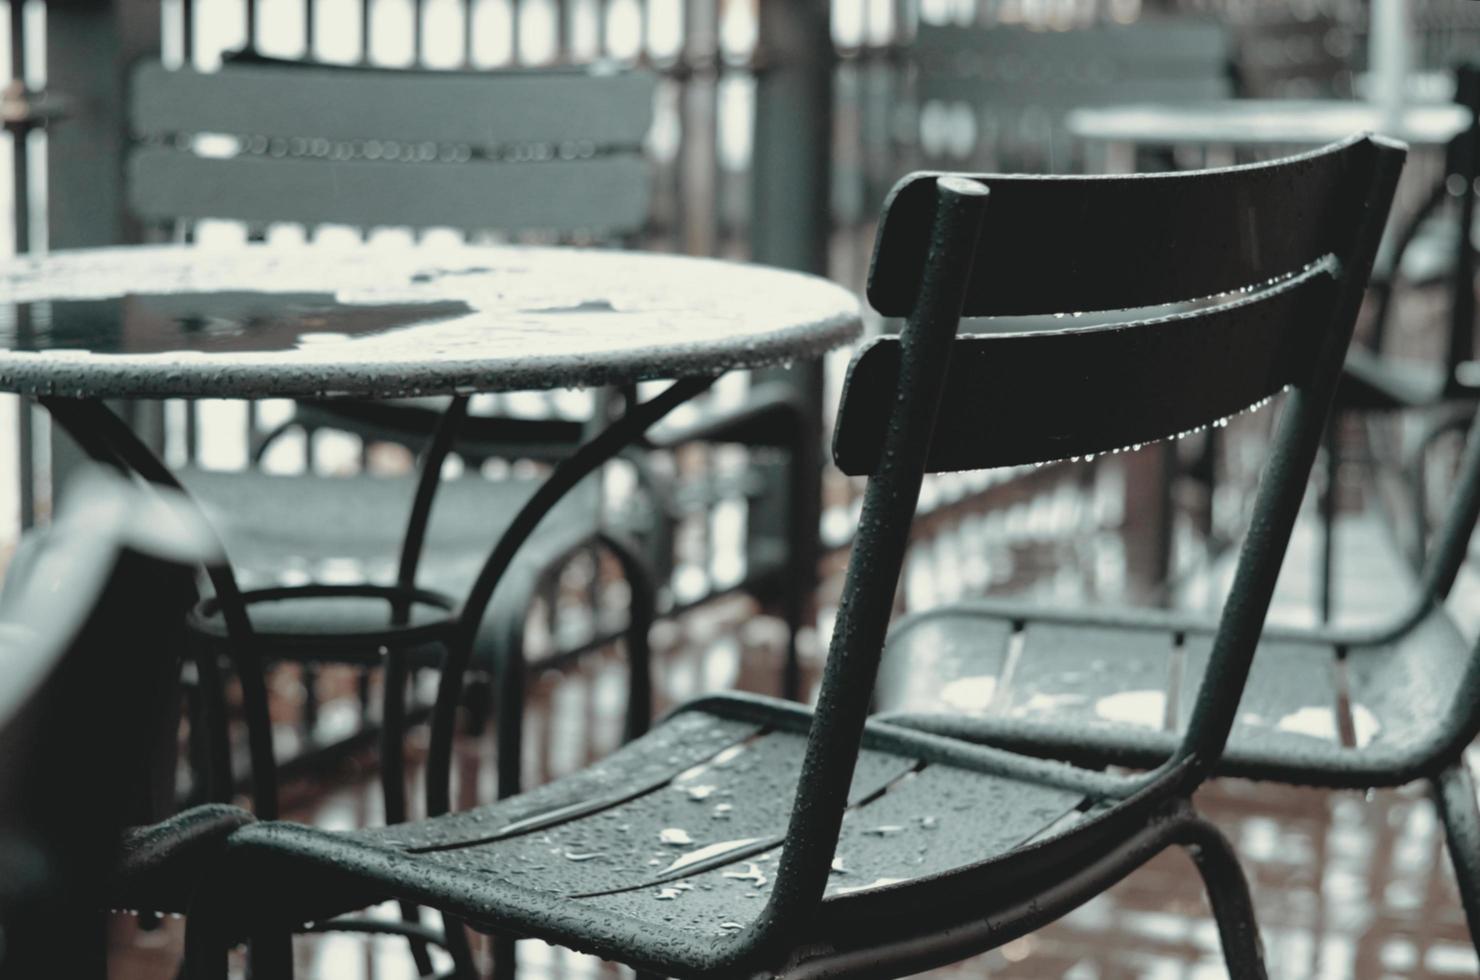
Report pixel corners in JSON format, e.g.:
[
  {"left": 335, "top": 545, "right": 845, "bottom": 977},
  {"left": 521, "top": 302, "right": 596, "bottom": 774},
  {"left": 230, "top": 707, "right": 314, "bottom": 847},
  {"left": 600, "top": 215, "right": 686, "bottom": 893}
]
[
  {"left": 0, "top": 244, "right": 863, "bottom": 399},
  {"left": 0, "top": 470, "right": 221, "bottom": 974}
]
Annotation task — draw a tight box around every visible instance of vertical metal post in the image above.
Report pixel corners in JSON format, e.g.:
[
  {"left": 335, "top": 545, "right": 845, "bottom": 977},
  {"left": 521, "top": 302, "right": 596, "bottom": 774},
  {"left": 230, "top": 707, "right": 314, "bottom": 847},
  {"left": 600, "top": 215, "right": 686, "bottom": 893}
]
[
  {"left": 9, "top": 0, "right": 35, "bottom": 529},
  {"left": 751, "top": 0, "right": 833, "bottom": 274},
  {"left": 44, "top": 0, "right": 162, "bottom": 505},
  {"left": 750, "top": 0, "right": 833, "bottom": 698}
]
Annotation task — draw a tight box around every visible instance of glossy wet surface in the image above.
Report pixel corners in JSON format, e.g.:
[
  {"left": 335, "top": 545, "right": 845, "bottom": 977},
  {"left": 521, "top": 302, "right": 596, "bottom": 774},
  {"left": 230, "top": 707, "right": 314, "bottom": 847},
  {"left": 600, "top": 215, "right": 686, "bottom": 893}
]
[{"left": 0, "top": 245, "right": 862, "bottom": 398}]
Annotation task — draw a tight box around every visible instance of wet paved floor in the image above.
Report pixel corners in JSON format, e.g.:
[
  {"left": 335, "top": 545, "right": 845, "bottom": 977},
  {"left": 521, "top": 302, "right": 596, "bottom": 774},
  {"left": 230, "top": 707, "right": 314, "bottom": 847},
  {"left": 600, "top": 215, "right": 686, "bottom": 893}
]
[{"left": 107, "top": 439, "right": 1480, "bottom": 977}]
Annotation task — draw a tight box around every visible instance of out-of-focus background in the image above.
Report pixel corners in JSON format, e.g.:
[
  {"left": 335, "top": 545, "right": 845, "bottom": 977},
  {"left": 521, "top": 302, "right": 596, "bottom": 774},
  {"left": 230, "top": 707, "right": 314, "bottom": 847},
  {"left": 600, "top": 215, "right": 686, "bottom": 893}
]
[{"left": 4, "top": 1, "right": 1480, "bottom": 976}]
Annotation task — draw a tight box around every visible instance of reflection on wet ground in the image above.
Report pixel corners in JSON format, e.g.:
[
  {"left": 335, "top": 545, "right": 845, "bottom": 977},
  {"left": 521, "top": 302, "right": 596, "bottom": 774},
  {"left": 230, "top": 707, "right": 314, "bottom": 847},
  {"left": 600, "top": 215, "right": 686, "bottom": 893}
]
[{"left": 106, "top": 444, "right": 1479, "bottom": 977}]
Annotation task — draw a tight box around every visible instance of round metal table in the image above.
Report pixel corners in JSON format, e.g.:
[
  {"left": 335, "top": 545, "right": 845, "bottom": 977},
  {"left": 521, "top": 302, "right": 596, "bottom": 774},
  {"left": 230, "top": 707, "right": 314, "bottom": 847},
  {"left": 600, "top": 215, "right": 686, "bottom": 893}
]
[
  {"left": 0, "top": 244, "right": 861, "bottom": 398},
  {"left": 0, "top": 243, "right": 864, "bottom": 819}
]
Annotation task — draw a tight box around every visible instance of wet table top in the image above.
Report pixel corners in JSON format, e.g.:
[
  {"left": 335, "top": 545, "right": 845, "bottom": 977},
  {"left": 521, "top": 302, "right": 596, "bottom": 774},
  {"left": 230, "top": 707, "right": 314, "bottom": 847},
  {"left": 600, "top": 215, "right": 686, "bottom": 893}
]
[
  {"left": 0, "top": 244, "right": 864, "bottom": 400},
  {"left": 1068, "top": 99, "right": 1471, "bottom": 149}
]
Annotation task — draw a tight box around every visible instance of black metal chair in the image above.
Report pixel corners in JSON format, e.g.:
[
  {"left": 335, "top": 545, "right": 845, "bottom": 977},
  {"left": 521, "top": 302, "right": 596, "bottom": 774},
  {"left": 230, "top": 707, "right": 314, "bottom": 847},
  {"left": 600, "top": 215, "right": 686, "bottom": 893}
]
[
  {"left": 0, "top": 468, "right": 230, "bottom": 976},
  {"left": 180, "top": 135, "right": 1403, "bottom": 980},
  {"left": 127, "top": 56, "right": 669, "bottom": 816}
]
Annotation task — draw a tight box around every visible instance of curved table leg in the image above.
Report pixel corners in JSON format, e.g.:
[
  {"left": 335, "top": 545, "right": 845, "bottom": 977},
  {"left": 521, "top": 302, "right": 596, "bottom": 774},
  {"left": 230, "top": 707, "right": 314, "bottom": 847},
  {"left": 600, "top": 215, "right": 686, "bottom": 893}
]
[
  {"left": 386, "top": 396, "right": 470, "bottom": 977},
  {"left": 425, "top": 375, "right": 715, "bottom": 817},
  {"left": 422, "top": 376, "right": 714, "bottom": 980},
  {"left": 39, "top": 396, "right": 281, "bottom": 820}
]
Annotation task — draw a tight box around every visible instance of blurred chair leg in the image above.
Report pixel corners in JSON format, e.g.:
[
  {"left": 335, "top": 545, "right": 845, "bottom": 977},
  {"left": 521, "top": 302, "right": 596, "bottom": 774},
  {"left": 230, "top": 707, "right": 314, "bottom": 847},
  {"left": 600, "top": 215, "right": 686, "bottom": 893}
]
[
  {"left": 1434, "top": 761, "right": 1480, "bottom": 953},
  {"left": 246, "top": 929, "right": 294, "bottom": 980},
  {"left": 1177, "top": 815, "right": 1270, "bottom": 980},
  {"left": 181, "top": 903, "right": 230, "bottom": 980},
  {"left": 192, "top": 650, "right": 234, "bottom": 805},
  {"left": 1318, "top": 418, "right": 1340, "bottom": 623},
  {"left": 599, "top": 532, "right": 657, "bottom": 742},
  {"left": 494, "top": 643, "right": 528, "bottom": 802},
  {"left": 381, "top": 647, "right": 436, "bottom": 976},
  {"left": 300, "top": 664, "right": 320, "bottom": 746}
]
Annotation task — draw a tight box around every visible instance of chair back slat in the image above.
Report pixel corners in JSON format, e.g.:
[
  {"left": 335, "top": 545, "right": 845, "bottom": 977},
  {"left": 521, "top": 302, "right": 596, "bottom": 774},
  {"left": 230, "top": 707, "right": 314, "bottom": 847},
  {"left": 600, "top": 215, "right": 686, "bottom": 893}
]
[
  {"left": 131, "top": 61, "right": 656, "bottom": 150},
  {"left": 834, "top": 263, "right": 1336, "bottom": 474},
  {"left": 915, "top": 19, "right": 1232, "bottom": 79},
  {"left": 868, "top": 136, "right": 1384, "bottom": 318},
  {"left": 128, "top": 61, "right": 656, "bottom": 233},
  {"left": 128, "top": 146, "right": 651, "bottom": 233}
]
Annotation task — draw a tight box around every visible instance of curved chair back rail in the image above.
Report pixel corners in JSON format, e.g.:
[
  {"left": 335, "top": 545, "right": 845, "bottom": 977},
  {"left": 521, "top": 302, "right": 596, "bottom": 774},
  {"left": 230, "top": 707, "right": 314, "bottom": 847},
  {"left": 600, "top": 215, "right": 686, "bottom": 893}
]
[
  {"left": 128, "top": 58, "right": 658, "bottom": 234},
  {"left": 0, "top": 470, "right": 219, "bottom": 974}
]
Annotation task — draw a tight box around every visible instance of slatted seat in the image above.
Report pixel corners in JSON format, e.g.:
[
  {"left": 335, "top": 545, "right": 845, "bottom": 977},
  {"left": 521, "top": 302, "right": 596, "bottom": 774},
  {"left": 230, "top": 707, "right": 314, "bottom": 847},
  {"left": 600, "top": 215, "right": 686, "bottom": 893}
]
[
  {"left": 182, "top": 139, "right": 1403, "bottom": 979},
  {"left": 211, "top": 704, "right": 1095, "bottom": 971}
]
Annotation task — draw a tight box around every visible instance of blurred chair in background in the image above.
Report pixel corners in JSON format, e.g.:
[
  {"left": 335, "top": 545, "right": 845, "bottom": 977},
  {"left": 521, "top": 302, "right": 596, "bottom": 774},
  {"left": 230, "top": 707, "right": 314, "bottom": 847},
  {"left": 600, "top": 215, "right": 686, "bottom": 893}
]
[
  {"left": 0, "top": 469, "right": 242, "bottom": 977},
  {"left": 127, "top": 57, "right": 670, "bottom": 820}
]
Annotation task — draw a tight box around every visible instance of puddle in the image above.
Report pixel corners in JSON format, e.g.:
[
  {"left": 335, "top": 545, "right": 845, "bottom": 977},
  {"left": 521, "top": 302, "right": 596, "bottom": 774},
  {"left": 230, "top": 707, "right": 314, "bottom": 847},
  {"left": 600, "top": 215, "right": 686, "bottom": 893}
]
[
  {"left": 939, "top": 675, "right": 997, "bottom": 713},
  {"left": 1092, "top": 689, "right": 1167, "bottom": 729}
]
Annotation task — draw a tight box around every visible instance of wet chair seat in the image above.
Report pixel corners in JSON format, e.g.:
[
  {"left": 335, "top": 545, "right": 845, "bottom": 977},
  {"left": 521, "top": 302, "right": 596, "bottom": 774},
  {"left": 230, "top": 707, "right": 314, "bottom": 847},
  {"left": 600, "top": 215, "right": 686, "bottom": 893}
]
[
  {"left": 218, "top": 702, "right": 1113, "bottom": 973},
  {"left": 879, "top": 599, "right": 1476, "bottom": 788}
]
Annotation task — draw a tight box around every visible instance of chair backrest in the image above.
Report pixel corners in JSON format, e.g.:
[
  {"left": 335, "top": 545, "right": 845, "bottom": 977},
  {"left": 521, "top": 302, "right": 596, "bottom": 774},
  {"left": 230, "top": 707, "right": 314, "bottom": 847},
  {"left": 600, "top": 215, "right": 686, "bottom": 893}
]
[
  {"left": 127, "top": 57, "right": 657, "bottom": 234},
  {"left": 0, "top": 470, "right": 218, "bottom": 972},
  {"left": 836, "top": 139, "right": 1402, "bottom": 472},
  {"left": 910, "top": 18, "right": 1233, "bottom": 171},
  {"left": 761, "top": 137, "right": 1404, "bottom": 927}
]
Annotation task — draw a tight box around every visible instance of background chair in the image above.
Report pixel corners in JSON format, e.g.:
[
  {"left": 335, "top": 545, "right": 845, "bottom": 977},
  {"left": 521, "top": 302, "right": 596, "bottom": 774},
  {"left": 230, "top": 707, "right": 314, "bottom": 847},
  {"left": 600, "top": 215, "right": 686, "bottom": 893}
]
[
  {"left": 184, "top": 135, "right": 1401, "bottom": 980},
  {"left": 1326, "top": 59, "right": 1480, "bottom": 621},
  {"left": 879, "top": 307, "right": 1480, "bottom": 956},
  {"left": 126, "top": 55, "right": 670, "bottom": 814},
  {"left": 0, "top": 469, "right": 223, "bottom": 977}
]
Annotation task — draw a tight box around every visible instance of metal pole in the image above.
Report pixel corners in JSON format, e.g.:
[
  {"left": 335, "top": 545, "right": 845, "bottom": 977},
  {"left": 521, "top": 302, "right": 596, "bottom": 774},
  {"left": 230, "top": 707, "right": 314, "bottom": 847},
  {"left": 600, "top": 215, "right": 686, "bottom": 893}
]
[
  {"left": 9, "top": 0, "right": 34, "bottom": 530},
  {"left": 44, "top": 0, "right": 162, "bottom": 509},
  {"left": 750, "top": 0, "right": 834, "bottom": 698}
]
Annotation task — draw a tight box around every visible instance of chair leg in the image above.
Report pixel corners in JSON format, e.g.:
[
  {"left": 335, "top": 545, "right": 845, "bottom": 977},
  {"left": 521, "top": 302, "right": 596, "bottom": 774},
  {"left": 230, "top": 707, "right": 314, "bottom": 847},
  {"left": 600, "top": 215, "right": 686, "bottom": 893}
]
[
  {"left": 246, "top": 929, "right": 294, "bottom": 980},
  {"left": 1177, "top": 816, "right": 1270, "bottom": 980},
  {"left": 598, "top": 532, "right": 657, "bottom": 742},
  {"left": 181, "top": 908, "right": 231, "bottom": 980},
  {"left": 1318, "top": 418, "right": 1340, "bottom": 623},
  {"left": 192, "top": 650, "right": 234, "bottom": 805},
  {"left": 381, "top": 647, "right": 437, "bottom": 976},
  {"left": 1434, "top": 761, "right": 1480, "bottom": 953},
  {"left": 494, "top": 640, "right": 528, "bottom": 802}
]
